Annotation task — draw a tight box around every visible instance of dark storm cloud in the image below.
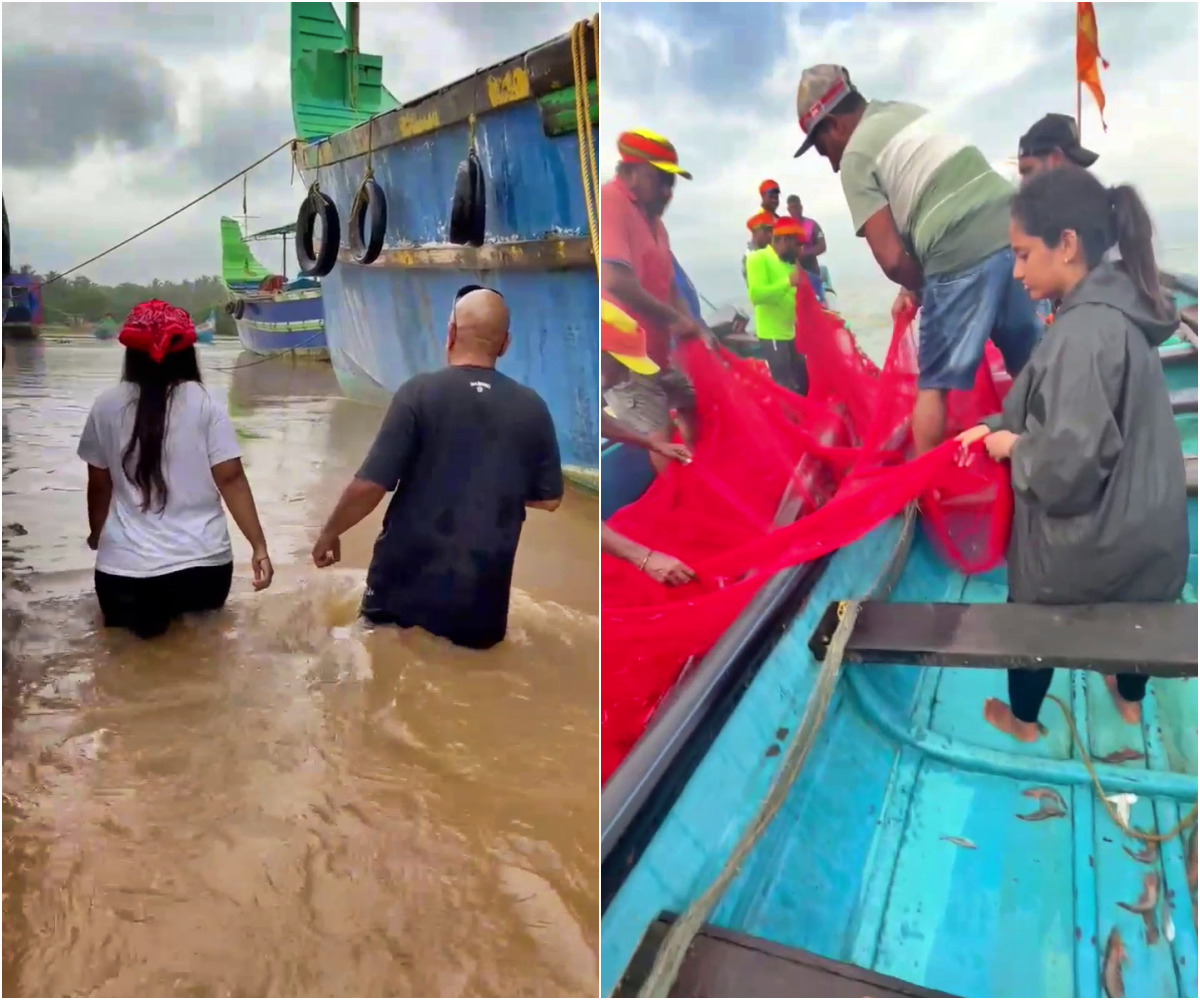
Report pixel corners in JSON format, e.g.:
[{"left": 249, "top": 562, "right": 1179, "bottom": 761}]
[
  {"left": 0, "top": 3, "right": 278, "bottom": 55},
  {"left": 169, "top": 80, "right": 296, "bottom": 189},
  {"left": 2, "top": 44, "right": 178, "bottom": 170}
]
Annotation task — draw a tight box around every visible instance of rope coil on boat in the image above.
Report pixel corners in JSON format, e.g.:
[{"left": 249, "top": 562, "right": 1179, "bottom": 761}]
[
  {"left": 570, "top": 18, "right": 599, "bottom": 272},
  {"left": 638, "top": 504, "right": 919, "bottom": 998}
]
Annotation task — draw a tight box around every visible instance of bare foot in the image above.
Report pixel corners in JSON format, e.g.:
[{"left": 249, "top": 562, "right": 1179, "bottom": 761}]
[
  {"left": 1105, "top": 676, "right": 1143, "bottom": 725},
  {"left": 984, "top": 698, "right": 1041, "bottom": 743}
]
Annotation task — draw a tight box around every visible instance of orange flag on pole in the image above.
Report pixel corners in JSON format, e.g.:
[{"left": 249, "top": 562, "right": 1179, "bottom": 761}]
[{"left": 1076, "top": 2, "right": 1109, "bottom": 131}]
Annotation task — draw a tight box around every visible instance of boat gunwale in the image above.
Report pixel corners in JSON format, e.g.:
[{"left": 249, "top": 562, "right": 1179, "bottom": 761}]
[
  {"left": 600, "top": 555, "right": 829, "bottom": 909},
  {"left": 295, "top": 17, "right": 598, "bottom": 171}
]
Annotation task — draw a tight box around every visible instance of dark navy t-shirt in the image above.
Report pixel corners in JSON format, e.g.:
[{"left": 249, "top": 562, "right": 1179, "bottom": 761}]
[{"left": 357, "top": 365, "right": 563, "bottom": 649}]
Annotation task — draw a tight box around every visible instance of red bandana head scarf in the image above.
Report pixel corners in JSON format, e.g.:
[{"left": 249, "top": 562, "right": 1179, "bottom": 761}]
[{"left": 118, "top": 300, "right": 197, "bottom": 362}]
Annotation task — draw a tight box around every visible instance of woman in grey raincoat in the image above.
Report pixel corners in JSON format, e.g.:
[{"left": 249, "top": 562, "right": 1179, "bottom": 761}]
[{"left": 958, "top": 165, "right": 1188, "bottom": 742}]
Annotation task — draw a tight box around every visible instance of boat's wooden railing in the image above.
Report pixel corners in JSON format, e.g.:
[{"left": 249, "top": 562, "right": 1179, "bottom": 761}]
[
  {"left": 617, "top": 917, "right": 958, "bottom": 999},
  {"left": 809, "top": 602, "right": 1198, "bottom": 677}
]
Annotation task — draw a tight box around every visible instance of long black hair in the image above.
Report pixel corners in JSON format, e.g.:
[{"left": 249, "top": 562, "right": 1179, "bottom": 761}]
[
  {"left": 1010, "top": 164, "right": 1170, "bottom": 319},
  {"left": 121, "top": 346, "right": 202, "bottom": 513}
]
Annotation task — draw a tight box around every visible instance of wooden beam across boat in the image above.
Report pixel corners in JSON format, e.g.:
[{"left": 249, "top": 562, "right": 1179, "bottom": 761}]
[
  {"left": 1171, "top": 386, "right": 1197, "bottom": 413},
  {"left": 809, "top": 601, "right": 1198, "bottom": 676},
  {"left": 615, "top": 918, "right": 958, "bottom": 998}
]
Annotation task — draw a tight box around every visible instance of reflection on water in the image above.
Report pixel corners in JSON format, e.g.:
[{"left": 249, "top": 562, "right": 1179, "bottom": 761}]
[{"left": 2, "top": 341, "right": 598, "bottom": 997}]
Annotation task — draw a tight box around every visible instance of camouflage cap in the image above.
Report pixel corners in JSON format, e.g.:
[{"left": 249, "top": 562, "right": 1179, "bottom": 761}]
[{"left": 794, "top": 64, "right": 858, "bottom": 158}]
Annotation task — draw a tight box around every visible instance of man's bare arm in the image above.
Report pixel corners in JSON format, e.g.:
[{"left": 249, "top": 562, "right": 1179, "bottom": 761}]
[
  {"left": 860, "top": 208, "right": 923, "bottom": 291},
  {"left": 602, "top": 261, "right": 688, "bottom": 331}
]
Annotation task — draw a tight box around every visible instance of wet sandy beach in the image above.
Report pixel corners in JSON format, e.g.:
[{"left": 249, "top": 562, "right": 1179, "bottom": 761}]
[{"left": 2, "top": 339, "right": 598, "bottom": 997}]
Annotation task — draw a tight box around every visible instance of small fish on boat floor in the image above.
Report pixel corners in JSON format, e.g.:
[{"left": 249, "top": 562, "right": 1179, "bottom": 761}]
[
  {"left": 1103, "top": 926, "right": 1128, "bottom": 998},
  {"left": 1118, "top": 872, "right": 1160, "bottom": 945},
  {"left": 1018, "top": 786, "right": 1067, "bottom": 821},
  {"left": 1097, "top": 748, "right": 1145, "bottom": 765},
  {"left": 940, "top": 835, "right": 976, "bottom": 850},
  {"left": 1122, "top": 841, "right": 1158, "bottom": 865}
]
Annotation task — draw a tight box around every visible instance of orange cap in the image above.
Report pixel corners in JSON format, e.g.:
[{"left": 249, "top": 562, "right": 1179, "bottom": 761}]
[
  {"left": 772, "top": 217, "right": 803, "bottom": 238},
  {"left": 617, "top": 129, "right": 693, "bottom": 179},
  {"left": 601, "top": 297, "right": 659, "bottom": 376},
  {"left": 759, "top": 179, "right": 780, "bottom": 195},
  {"left": 746, "top": 212, "right": 775, "bottom": 232}
]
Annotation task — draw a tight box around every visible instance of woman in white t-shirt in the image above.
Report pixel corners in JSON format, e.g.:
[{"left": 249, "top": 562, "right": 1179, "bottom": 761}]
[{"left": 77, "top": 300, "right": 273, "bottom": 638}]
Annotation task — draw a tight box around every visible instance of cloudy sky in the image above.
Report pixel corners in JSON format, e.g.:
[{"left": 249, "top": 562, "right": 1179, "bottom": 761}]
[
  {"left": 601, "top": 1, "right": 1199, "bottom": 320},
  {"left": 2, "top": 1, "right": 595, "bottom": 285}
]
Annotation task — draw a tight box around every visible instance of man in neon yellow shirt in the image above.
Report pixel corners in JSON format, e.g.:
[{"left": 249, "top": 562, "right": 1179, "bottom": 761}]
[{"left": 745, "top": 215, "right": 807, "bottom": 394}]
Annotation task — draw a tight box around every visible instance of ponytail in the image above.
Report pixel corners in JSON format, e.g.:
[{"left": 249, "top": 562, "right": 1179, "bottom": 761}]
[
  {"left": 1011, "top": 166, "right": 1171, "bottom": 319},
  {"left": 1110, "top": 184, "right": 1170, "bottom": 320}
]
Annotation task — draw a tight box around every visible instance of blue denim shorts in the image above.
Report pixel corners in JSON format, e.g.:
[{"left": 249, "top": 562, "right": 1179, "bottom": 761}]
[{"left": 918, "top": 247, "right": 1042, "bottom": 391}]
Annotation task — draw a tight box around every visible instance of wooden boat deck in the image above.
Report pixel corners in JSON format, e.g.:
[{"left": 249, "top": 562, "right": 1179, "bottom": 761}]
[{"left": 617, "top": 919, "right": 957, "bottom": 998}]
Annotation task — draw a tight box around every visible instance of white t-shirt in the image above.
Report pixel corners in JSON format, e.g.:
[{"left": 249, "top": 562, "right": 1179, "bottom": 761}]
[{"left": 77, "top": 381, "right": 242, "bottom": 578}]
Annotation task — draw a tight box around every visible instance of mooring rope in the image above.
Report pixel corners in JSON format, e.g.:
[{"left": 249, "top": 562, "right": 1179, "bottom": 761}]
[
  {"left": 571, "top": 17, "right": 599, "bottom": 273},
  {"left": 42, "top": 138, "right": 297, "bottom": 287},
  {"left": 638, "top": 503, "right": 919, "bottom": 998}
]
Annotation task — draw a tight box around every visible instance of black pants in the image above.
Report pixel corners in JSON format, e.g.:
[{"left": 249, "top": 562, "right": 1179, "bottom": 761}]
[
  {"left": 1005, "top": 596, "right": 1149, "bottom": 723},
  {"left": 95, "top": 562, "right": 233, "bottom": 640},
  {"left": 761, "top": 339, "right": 808, "bottom": 396}
]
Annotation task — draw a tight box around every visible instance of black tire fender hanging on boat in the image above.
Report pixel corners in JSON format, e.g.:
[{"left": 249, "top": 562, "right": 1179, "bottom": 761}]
[
  {"left": 295, "top": 186, "right": 341, "bottom": 278},
  {"left": 232, "top": 299, "right": 245, "bottom": 320},
  {"left": 348, "top": 176, "right": 386, "bottom": 266},
  {"left": 448, "top": 149, "right": 486, "bottom": 247}
]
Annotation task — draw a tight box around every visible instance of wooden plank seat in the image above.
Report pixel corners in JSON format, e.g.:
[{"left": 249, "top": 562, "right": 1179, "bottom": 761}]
[
  {"left": 1171, "top": 386, "right": 1198, "bottom": 413},
  {"left": 615, "top": 918, "right": 958, "bottom": 998},
  {"left": 808, "top": 602, "right": 1198, "bottom": 677}
]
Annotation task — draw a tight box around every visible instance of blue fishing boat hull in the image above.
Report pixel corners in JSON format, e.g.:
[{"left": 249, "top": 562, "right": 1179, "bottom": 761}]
[
  {"left": 601, "top": 267, "right": 1199, "bottom": 998},
  {"left": 292, "top": 17, "right": 599, "bottom": 486},
  {"left": 232, "top": 286, "right": 327, "bottom": 357}
]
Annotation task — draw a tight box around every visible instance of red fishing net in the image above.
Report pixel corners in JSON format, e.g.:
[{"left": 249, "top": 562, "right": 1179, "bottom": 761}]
[{"left": 602, "top": 281, "right": 1014, "bottom": 783}]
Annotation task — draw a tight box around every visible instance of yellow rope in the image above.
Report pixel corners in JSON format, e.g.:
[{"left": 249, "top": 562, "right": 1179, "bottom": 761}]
[
  {"left": 1047, "top": 693, "right": 1198, "bottom": 843},
  {"left": 571, "top": 19, "right": 599, "bottom": 273}
]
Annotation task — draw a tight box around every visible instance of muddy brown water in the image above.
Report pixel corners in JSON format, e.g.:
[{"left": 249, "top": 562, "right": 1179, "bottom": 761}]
[{"left": 2, "top": 340, "right": 598, "bottom": 998}]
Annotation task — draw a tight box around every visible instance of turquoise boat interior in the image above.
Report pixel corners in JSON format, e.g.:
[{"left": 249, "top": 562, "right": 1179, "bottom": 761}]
[{"left": 600, "top": 271, "right": 1198, "bottom": 998}]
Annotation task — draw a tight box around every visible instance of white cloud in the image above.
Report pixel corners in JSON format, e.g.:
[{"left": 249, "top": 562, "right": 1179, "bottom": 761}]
[{"left": 601, "top": 1, "right": 1199, "bottom": 324}]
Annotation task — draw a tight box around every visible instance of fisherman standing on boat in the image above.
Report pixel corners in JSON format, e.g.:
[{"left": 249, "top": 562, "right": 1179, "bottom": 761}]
[
  {"left": 311, "top": 286, "right": 564, "bottom": 650},
  {"left": 957, "top": 167, "right": 1186, "bottom": 740},
  {"left": 793, "top": 65, "right": 1043, "bottom": 453},
  {"left": 787, "top": 194, "right": 828, "bottom": 305},
  {"left": 758, "top": 179, "right": 782, "bottom": 221},
  {"left": 1016, "top": 113, "right": 1100, "bottom": 183},
  {"left": 746, "top": 216, "right": 809, "bottom": 394},
  {"left": 742, "top": 212, "right": 775, "bottom": 285},
  {"left": 600, "top": 297, "right": 697, "bottom": 586},
  {"left": 602, "top": 129, "right": 709, "bottom": 475}
]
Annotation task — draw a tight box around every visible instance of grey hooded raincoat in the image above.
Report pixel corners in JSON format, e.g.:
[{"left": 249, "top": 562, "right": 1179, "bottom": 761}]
[{"left": 984, "top": 262, "right": 1188, "bottom": 604}]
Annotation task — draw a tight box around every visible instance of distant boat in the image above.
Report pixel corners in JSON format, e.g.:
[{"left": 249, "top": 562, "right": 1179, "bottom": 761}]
[
  {"left": 195, "top": 310, "right": 216, "bottom": 344},
  {"left": 92, "top": 315, "right": 118, "bottom": 340},
  {"left": 220, "top": 216, "right": 327, "bottom": 358},
  {"left": 288, "top": 2, "right": 599, "bottom": 486}
]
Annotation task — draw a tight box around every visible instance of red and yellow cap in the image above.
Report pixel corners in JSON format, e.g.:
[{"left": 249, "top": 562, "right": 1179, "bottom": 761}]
[
  {"left": 759, "top": 179, "right": 780, "bottom": 195},
  {"left": 601, "top": 297, "right": 659, "bottom": 376},
  {"left": 617, "top": 129, "right": 693, "bottom": 179},
  {"left": 772, "top": 217, "right": 804, "bottom": 238},
  {"left": 746, "top": 211, "right": 776, "bottom": 232}
]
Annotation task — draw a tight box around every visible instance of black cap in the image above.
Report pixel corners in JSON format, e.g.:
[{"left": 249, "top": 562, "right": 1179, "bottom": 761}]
[{"left": 1018, "top": 114, "right": 1099, "bottom": 167}]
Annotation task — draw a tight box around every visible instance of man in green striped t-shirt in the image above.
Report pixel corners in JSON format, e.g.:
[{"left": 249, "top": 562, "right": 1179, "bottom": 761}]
[{"left": 793, "top": 65, "right": 1043, "bottom": 453}]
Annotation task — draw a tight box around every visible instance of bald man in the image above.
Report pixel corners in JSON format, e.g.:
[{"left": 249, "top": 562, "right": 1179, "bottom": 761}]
[{"left": 312, "top": 285, "right": 563, "bottom": 650}]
